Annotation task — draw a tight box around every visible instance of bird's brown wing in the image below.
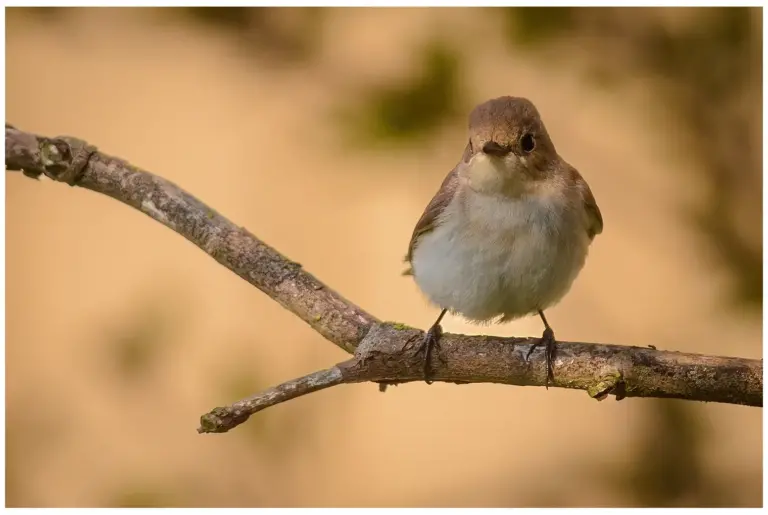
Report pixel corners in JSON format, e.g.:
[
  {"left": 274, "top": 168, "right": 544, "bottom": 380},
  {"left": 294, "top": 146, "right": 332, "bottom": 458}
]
[
  {"left": 569, "top": 165, "right": 603, "bottom": 240},
  {"left": 402, "top": 166, "right": 461, "bottom": 275},
  {"left": 583, "top": 183, "right": 603, "bottom": 240},
  {"left": 402, "top": 142, "right": 472, "bottom": 275}
]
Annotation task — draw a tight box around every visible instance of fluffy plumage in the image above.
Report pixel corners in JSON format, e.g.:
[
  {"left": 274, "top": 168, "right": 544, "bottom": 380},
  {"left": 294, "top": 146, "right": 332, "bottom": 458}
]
[{"left": 405, "top": 96, "right": 602, "bottom": 325}]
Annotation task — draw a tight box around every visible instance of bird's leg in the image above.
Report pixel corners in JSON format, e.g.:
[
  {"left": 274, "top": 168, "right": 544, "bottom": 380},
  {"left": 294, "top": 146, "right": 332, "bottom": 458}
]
[
  {"left": 417, "top": 309, "right": 447, "bottom": 385},
  {"left": 525, "top": 310, "right": 556, "bottom": 389}
]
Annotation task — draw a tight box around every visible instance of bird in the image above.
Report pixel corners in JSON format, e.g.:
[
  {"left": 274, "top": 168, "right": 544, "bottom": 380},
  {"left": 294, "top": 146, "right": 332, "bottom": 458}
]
[{"left": 403, "top": 96, "right": 603, "bottom": 387}]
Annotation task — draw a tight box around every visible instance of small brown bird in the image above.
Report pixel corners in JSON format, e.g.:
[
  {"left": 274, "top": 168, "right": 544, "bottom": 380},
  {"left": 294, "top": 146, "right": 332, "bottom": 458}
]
[{"left": 404, "top": 96, "right": 603, "bottom": 386}]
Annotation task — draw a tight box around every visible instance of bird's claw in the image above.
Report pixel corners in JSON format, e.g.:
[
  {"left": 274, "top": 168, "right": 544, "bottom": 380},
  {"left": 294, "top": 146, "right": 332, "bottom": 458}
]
[
  {"left": 418, "top": 324, "right": 443, "bottom": 384},
  {"left": 526, "top": 327, "right": 556, "bottom": 389}
]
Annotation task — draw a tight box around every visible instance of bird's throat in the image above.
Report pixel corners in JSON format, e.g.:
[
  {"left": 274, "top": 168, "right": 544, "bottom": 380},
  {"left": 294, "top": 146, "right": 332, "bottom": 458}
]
[{"left": 464, "top": 154, "right": 527, "bottom": 198}]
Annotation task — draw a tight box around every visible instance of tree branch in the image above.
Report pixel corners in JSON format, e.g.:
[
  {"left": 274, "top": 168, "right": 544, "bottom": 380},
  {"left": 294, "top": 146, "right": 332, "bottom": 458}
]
[
  {"left": 198, "top": 323, "right": 762, "bottom": 432},
  {"left": 6, "top": 124, "right": 762, "bottom": 435},
  {"left": 5, "top": 123, "right": 376, "bottom": 354},
  {"left": 199, "top": 366, "right": 345, "bottom": 433}
]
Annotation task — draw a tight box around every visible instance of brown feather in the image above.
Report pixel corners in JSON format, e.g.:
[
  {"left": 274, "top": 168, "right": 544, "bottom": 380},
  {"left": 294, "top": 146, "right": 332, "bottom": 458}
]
[
  {"left": 583, "top": 185, "right": 603, "bottom": 240},
  {"left": 402, "top": 166, "right": 461, "bottom": 274},
  {"left": 402, "top": 142, "right": 473, "bottom": 274},
  {"left": 567, "top": 165, "right": 603, "bottom": 240}
]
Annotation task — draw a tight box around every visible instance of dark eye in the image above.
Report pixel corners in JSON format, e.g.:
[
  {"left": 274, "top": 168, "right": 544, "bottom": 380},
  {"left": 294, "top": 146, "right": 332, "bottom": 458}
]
[{"left": 520, "top": 133, "right": 535, "bottom": 153}]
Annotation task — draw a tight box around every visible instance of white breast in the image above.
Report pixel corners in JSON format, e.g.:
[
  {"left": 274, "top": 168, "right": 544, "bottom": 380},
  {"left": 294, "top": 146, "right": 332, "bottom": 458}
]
[{"left": 411, "top": 188, "right": 590, "bottom": 323}]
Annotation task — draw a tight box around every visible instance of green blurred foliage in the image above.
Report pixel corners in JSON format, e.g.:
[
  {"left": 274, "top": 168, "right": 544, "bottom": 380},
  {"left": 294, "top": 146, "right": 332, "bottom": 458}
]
[
  {"left": 183, "top": 6, "right": 253, "bottom": 31},
  {"left": 341, "top": 42, "right": 465, "bottom": 146},
  {"left": 179, "top": 7, "right": 325, "bottom": 65},
  {"left": 503, "top": 7, "right": 577, "bottom": 46},
  {"left": 6, "top": 6, "right": 66, "bottom": 21},
  {"left": 105, "top": 300, "right": 174, "bottom": 382},
  {"left": 8, "top": 7, "right": 325, "bottom": 65},
  {"left": 512, "top": 401, "right": 739, "bottom": 508},
  {"left": 609, "top": 401, "right": 729, "bottom": 507},
  {"left": 110, "top": 484, "right": 178, "bottom": 508}
]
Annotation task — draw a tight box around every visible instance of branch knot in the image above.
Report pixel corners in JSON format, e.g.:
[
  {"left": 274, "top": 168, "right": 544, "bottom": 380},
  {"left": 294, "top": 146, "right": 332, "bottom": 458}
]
[{"left": 40, "top": 136, "right": 98, "bottom": 185}]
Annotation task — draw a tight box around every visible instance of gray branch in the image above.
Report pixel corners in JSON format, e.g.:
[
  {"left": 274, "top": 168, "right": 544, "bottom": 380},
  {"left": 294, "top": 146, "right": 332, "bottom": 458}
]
[
  {"left": 199, "top": 367, "right": 345, "bottom": 433},
  {"left": 6, "top": 124, "right": 762, "bottom": 435}
]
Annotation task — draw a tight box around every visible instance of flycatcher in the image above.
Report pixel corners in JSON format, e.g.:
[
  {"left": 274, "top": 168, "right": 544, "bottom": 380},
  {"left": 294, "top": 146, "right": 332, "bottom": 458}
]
[{"left": 404, "top": 96, "right": 603, "bottom": 387}]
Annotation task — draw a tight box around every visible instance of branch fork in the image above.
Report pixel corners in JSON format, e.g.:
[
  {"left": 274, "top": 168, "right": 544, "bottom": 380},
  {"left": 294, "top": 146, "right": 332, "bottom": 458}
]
[
  {"left": 5, "top": 124, "right": 762, "bottom": 436},
  {"left": 197, "top": 323, "right": 761, "bottom": 433}
]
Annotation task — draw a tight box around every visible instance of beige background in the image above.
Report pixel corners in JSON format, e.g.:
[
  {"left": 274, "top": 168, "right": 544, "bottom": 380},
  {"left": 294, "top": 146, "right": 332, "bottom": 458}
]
[{"left": 6, "top": 7, "right": 762, "bottom": 507}]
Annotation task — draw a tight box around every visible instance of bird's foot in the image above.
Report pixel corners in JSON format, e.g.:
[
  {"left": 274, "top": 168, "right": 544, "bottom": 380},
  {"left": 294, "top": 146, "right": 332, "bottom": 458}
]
[
  {"left": 417, "top": 323, "right": 443, "bottom": 385},
  {"left": 525, "top": 327, "right": 556, "bottom": 389}
]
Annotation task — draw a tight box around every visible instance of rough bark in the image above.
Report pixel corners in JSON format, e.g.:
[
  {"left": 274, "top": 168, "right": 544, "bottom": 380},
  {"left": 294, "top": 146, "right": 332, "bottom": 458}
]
[{"left": 6, "top": 124, "right": 762, "bottom": 435}]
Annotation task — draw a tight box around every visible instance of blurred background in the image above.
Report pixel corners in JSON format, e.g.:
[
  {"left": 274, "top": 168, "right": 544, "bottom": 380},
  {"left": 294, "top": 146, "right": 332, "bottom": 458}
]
[{"left": 5, "top": 6, "right": 762, "bottom": 508}]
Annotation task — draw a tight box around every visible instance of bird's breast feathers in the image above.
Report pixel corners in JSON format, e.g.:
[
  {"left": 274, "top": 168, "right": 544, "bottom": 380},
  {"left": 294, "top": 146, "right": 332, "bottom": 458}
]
[{"left": 409, "top": 186, "right": 592, "bottom": 322}]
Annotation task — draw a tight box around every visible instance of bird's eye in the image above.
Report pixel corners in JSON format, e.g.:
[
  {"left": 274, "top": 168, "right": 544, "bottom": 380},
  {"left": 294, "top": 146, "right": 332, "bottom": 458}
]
[{"left": 520, "top": 133, "right": 535, "bottom": 153}]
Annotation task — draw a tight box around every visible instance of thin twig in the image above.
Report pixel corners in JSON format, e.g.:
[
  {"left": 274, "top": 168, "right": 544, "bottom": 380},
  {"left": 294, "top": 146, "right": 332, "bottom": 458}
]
[
  {"left": 198, "top": 366, "right": 345, "bottom": 433},
  {"left": 6, "top": 124, "right": 763, "bottom": 435}
]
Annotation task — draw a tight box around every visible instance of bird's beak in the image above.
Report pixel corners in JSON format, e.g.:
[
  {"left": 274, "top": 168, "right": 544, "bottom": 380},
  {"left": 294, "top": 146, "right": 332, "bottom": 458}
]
[{"left": 482, "top": 141, "right": 509, "bottom": 158}]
